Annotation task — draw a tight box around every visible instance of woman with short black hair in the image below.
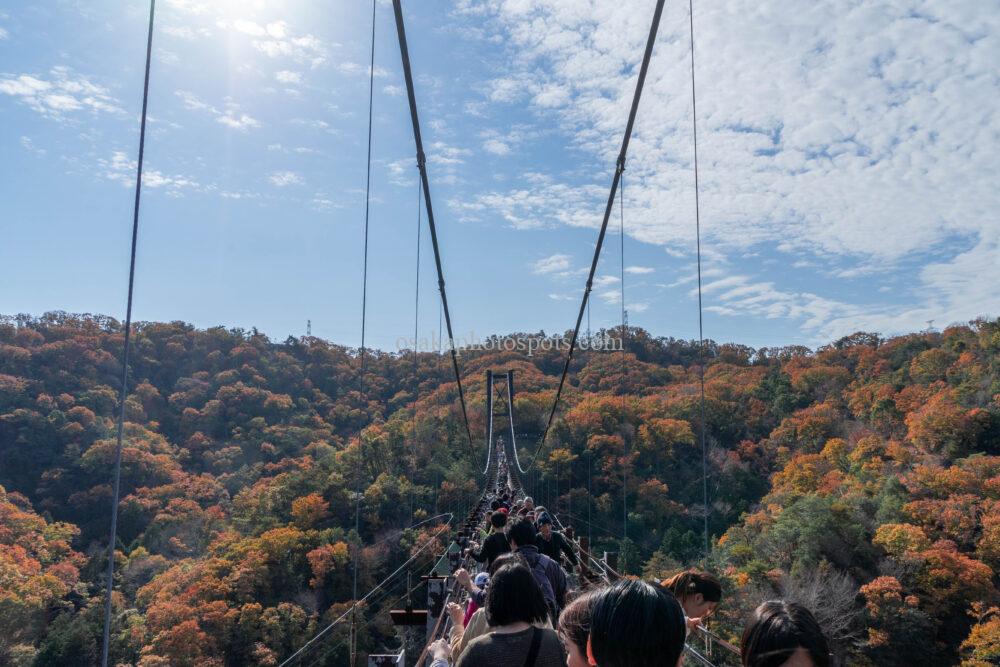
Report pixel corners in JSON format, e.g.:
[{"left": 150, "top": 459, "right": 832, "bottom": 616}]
[
  {"left": 741, "top": 600, "right": 830, "bottom": 667},
  {"left": 455, "top": 561, "right": 565, "bottom": 666},
  {"left": 587, "top": 579, "right": 686, "bottom": 667}
]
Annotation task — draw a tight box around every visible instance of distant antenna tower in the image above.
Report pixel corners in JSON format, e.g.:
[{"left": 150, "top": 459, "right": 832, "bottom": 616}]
[
  {"left": 925, "top": 319, "right": 935, "bottom": 332},
  {"left": 307, "top": 319, "right": 312, "bottom": 337}
]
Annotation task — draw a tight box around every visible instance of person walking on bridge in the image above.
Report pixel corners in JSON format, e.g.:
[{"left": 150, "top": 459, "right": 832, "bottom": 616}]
[
  {"left": 468, "top": 511, "right": 511, "bottom": 569},
  {"left": 534, "top": 512, "right": 578, "bottom": 572},
  {"left": 508, "top": 517, "right": 567, "bottom": 621}
]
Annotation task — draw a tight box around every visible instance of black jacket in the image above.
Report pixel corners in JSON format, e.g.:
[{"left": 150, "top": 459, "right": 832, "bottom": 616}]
[
  {"left": 535, "top": 530, "right": 578, "bottom": 569},
  {"left": 471, "top": 530, "right": 510, "bottom": 568}
]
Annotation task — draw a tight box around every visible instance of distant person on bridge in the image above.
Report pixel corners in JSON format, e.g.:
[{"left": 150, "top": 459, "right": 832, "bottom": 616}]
[
  {"left": 508, "top": 517, "right": 567, "bottom": 621},
  {"left": 534, "top": 512, "right": 578, "bottom": 572},
  {"left": 467, "top": 511, "right": 511, "bottom": 569}
]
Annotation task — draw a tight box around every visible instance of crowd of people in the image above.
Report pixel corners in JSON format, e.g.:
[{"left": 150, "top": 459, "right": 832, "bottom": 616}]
[{"left": 426, "top": 484, "right": 832, "bottom": 667}]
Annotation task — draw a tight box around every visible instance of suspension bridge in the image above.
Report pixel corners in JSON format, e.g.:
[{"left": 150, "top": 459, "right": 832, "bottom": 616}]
[{"left": 95, "top": 0, "right": 725, "bottom": 664}]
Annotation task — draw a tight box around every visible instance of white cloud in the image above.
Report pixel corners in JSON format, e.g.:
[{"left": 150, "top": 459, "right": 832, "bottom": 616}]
[
  {"left": 175, "top": 90, "right": 259, "bottom": 131},
  {"left": 100, "top": 151, "right": 200, "bottom": 193},
  {"left": 231, "top": 18, "right": 267, "bottom": 37},
  {"left": 533, "top": 83, "right": 570, "bottom": 108},
  {"left": 163, "top": 0, "right": 209, "bottom": 14},
  {"left": 387, "top": 158, "right": 417, "bottom": 187},
  {"left": 0, "top": 67, "right": 122, "bottom": 119},
  {"left": 464, "top": 100, "right": 487, "bottom": 116},
  {"left": 383, "top": 84, "right": 403, "bottom": 96},
  {"left": 533, "top": 254, "right": 572, "bottom": 274},
  {"left": 20, "top": 136, "right": 46, "bottom": 157},
  {"left": 489, "top": 77, "right": 524, "bottom": 103},
  {"left": 215, "top": 17, "right": 327, "bottom": 67},
  {"left": 0, "top": 27, "right": 8, "bottom": 40},
  {"left": 268, "top": 170, "right": 302, "bottom": 186},
  {"left": 686, "top": 273, "right": 861, "bottom": 338},
  {"left": 42, "top": 94, "right": 81, "bottom": 111},
  {"left": 258, "top": 32, "right": 324, "bottom": 67},
  {"left": 598, "top": 289, "right": 621, "bottom": 305},
  {"left": 483, "top": 138, "right": 510, "bottom": 155},
  {"left": 176, "top": 89, "right": 212, "bottom": 111},
  {"left": 275, "top": 70, "right": 302, "bottom": 84},
  {"left": 625, "top": 266, "right": 654, "bottom": 274},
  {"left": 217, "top": 111, "right": 260, "bottom": 131},
  {"left": 162, "top": 24, "right": 209, "bottom": 40},
  {"left": 158, "top": 49, "right": 183, "bottom": 66},
  {"left": 427, "top": 142, "right": 471, "bottom": 169},
  {"left": 472, "top": 0, "right": 1000, "bottom": 338},
  {"left": 292, "top": 117, "right": 331, "bottom": 131},
  {"left": 451, "top": 181, "right": 605, "bottom": 230},
  {"left": 697, "top": 276, "right": 748, "bottom": 296}
]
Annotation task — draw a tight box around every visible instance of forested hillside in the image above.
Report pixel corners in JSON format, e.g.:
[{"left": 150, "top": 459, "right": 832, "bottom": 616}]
[{"left": 2, "top": 312, "right": 999, "bottom": 665}]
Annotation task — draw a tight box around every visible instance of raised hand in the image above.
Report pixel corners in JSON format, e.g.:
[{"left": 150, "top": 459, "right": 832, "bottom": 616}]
[
  {"left": 454, "top": 567, "right": 473, "bottom": 590},
  {"left": 446, "top": 601, "right": 465, "bottom": 628}
]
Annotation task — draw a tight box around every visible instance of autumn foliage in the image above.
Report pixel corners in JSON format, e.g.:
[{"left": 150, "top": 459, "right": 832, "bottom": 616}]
[{"left": 1, "top": 312, "right": 999, "bottom": 665}]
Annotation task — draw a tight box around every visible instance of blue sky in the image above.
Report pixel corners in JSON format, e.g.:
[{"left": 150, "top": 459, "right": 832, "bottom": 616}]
[{"left": 2, "top": 0, "right": 997, "bottom": 351}]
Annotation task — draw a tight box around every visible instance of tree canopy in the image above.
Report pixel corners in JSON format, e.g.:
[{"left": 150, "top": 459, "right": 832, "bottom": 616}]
[{"left": 1, "top": 312, "right": 999, "bottom": 665}]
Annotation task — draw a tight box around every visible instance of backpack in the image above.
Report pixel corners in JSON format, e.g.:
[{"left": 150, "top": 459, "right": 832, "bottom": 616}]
[{"left": 519, "top": 547, "right": 560, "bottom": 620}]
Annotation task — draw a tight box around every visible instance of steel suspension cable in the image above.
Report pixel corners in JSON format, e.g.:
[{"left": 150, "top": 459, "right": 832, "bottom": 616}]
[
  {"left": 507, "top": 374, "right": 528, "bottom": 475},
  {"left": 100, "top": 3, "right": 155, "bottom": 665},
  {"left": 392, "top": 0, "right": 475, "bottom": 458},
  {"left": 409, "top": 177, "right": 422, "bottom": 520},
  {"left": 482, "top": 371, "right": 493, "bottom": 475},
  {"left": 620, "top": 171, "right": 628, "bottom": 547},
  {"left": 688, "top": 0, "right": 710, "bottom": 565},
  {"left": 351, "top": 2, "right": 377, "bottom": 662},
  {"left": 526, "top": 0, "right": 666, "bottom": 471},
  {"left": 586, "top": 298, "right": 591, "bottom": 341}
]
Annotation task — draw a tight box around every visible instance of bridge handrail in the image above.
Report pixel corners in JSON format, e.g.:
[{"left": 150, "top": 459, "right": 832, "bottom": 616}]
[
  {"left": 693, "top": 624, "right": 742, "bottom": 658},
  {"left": 412, "top": 463, "right": 501, "bottom": 666},
  {"left": 684, "top": 642, "right": 721, "bottom": 667},
  {"left": 277, "top": 517, "right": 455, "bottom": 666}
]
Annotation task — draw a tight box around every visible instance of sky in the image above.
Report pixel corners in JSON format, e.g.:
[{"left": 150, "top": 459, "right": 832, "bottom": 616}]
[{"left": 1, "top": 0, "right": 998, "bottom": 351}]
